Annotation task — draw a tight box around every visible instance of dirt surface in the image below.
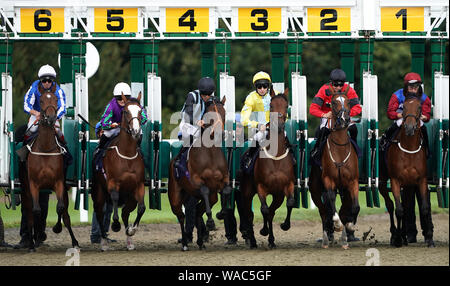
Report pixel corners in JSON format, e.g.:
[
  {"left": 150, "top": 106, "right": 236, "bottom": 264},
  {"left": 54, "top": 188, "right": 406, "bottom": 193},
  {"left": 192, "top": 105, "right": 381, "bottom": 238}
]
[{"left": 0, "top": 213, "right": 448, "bottom": 266}]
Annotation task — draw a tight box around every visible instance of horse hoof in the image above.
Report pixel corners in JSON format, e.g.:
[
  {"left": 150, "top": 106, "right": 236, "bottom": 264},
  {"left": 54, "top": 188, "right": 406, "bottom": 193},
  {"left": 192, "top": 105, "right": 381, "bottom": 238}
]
[
  {"left": 345, "top": 222, "right": 357, "bottom": 232},
  {"left": 111, "top": 221, "right": 121, "bottom": 232},
  {"left": 393, "top": 236, "right": 403, "bottom": 248},
  {"left": 269, "top": 243, "right": 276, "bottom": 249},
  {"left": 280, "top": 222, "right": 290, "bottom": 231},
  {"left": 28, "top": 248, "right": 36, "bottom": 253},
  {"left": 206, "top": 219, "right": 216, "bottom": 231},
  {"left": 100, "top": 238, "right": 109, "bottom": 251},
  {"left": 260, "top": 228, "right": 269, "bottom": 236},
  {"left": 322, "top": 245, "right": 329, "bottom": 249},
  {"left": 426, "top": 239, "right": 435, "bottom": 248},
  {"left": 342, "top": 244, "right": 349, "bottom": 250},
  {"left": 126, "top": 226, "right": 137, "bottom": 236},
  {"left": 127, "top": 244, "right": 135, "bottom": 251},
  {"left": 181, "top": 245, "right": 189, "bottom": 251},
  {"left": 198, "top": 244, "right": 206, "bottom": 250},
  {"left": 52, "top": 224, "right": 62, "bottom": 234}
]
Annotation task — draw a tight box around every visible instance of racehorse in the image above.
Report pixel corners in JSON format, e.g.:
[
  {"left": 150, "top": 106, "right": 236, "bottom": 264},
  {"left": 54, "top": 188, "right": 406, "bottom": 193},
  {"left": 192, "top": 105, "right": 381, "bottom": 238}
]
[
  {"left": 92, "top": 92, "right": 146, "bottom": 251},
  {"left": 238, "top": 88, "right": 295, "bottom": 249},
  {"left": 309, "top": 91, "right": 360, "bottom": 249},
  {"left": 19, "top": 84, "right": 79, "bottom": 252},
  {"left": 168, "top": 96, "right": 231, "bottom": 251},
  {"left": 379, "top": 94, "right": 434, "bottom": 247}
]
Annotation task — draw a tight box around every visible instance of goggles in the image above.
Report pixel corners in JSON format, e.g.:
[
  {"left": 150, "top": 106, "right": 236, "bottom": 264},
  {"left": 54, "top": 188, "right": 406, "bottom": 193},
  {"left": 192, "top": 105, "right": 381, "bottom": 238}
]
[
  {"left": 332, "top": 81, "right": 344, "bottom": 87},
  {"left": 256, "top": 83, "right": 269, "bottom": 89},
  {"left": 115, "top": 95, "right": 131, "bottom": 101},
  {"left": 407, "top": 82, "right": 421, "bottom": 88},
  {"left": 41, "top": 78, "right": 53, "bottom": 84}
]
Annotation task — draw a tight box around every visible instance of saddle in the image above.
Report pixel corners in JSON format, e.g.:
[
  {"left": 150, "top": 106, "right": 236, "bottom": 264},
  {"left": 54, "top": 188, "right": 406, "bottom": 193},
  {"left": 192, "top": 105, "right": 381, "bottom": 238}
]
[
  {"left": 310, "top": 135, "right": 362, "bottom": 167},
  {"left": 174, "top": 145, "right": 192, "bottom": 181},
  {"left": 93, "top": 135, "right": 118, "bottom": 172}
]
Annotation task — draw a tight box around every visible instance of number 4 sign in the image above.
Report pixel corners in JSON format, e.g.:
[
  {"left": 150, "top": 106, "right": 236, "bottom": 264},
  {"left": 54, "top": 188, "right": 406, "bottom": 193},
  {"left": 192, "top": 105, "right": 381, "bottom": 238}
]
[{"left": 165, "top": 8, "right": 210, "bottom": 33}]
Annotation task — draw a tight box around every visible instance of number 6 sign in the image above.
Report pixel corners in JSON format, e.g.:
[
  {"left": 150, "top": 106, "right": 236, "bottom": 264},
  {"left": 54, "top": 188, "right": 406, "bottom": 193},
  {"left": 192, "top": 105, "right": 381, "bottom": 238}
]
[{"left": 20, "top": 8, "right": 65, "bottom": 33}]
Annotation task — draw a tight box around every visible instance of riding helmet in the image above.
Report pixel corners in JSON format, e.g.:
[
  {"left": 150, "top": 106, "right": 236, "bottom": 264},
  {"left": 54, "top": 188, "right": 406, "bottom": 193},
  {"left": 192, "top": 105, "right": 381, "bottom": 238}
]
[
  {"left": 252, "top": 71, "right": 271, "bottom": 86},
  {"left": 330, "top": 68, "right": 346, "bottom": 82},
  {"left": 404, "top": 72, "right": 422, "bottom": 84},
  {"left": 113, "top": 82, "right": 132, "bottom": 96},
  {"left": 198, "top": 77, "right": 216, "bottom": 96},
  {"left": 38, "top": 64, "right": 56, "bottom": 80}
]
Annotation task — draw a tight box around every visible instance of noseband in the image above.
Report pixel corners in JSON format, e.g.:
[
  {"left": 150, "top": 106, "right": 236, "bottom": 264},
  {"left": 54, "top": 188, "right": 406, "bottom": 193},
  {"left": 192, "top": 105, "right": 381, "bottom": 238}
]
[{"left": 40, "top": 105, "right": 57, "bottom": 126}]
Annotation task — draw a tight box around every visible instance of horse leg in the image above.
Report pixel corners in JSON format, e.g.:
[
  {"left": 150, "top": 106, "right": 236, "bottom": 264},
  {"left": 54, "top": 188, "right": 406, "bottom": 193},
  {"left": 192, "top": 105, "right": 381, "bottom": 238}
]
[
  {"left": 345, "top": 180, "right": 360, "bottom": 241},
  {"left": 417, "top": 179, "right": 435, "bottom": 247},
  {"left": 267, "top": 194, "right": 284, "bottom": 249},
  {"left": 195, "top": 200, "right": 207, "bottom": 250},
  {"left": 129, "top": 183, "right": 146, "bottom": 234},
  {"left": 281, "top": 182, "right": 295, "bottom": 231},
  {"left": 199, "top": 185, "right": 215, "bottom": 231},
  {"left": 379, "top": 180, "right": 396, "bottom": 245},
  {"left": 256, "top": 184, "right": 270, "bottom": 236},
  {"left": 22, "top": 184, "right": 36, "bottom": 252},
  {"left": 309, "top": 166, "right": 329, "bottom": 247},
  {"left": 29, "top": 181, "right": 42, "bottom": 250},
  {"left": 168, "top": 168, "right": 189, "bottom": 251},
  {"left": 122, "top": 199, "right": 137, "bottom": 250},
  {"left": 321, "top": 187, "right": 339, "bottom": 247},
  {"left": 391, "top": 179, "right": 404, "bottom": 247},
  {"left": 60, "top": 190, "right": 79, "bottom": 248},
  {"left": 110, "top": 188, "right": 121, "bottom": 232},
  {"left": 93, "top": 188, "right": 108, "bottom": 251},
  {"left": 53, "top": 180, "right": 65, "bottom": 234},
  {"left": 240, "top": 179, "right": 257, "bottom": 248}
]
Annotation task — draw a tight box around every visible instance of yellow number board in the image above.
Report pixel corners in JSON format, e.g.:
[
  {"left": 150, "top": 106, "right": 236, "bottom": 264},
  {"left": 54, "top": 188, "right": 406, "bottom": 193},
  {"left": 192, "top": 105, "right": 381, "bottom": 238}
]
[
  {"left": 307, "top": 8, "right": 351, "bottom": 32},
  {"left": 20, "top": 8, "right": 65, "bottom": 33},
  {"left": 238, "top": 8, "right": 281, "bottom": 32},
  {"left": 381, "top": 7, "right": 424, "bottom": 32},
  {"left": 165, "top": 8, "right": 209, "bottom": 33},
  {"left": 94, "top": 8, "right": 138, "bottom": 33}
]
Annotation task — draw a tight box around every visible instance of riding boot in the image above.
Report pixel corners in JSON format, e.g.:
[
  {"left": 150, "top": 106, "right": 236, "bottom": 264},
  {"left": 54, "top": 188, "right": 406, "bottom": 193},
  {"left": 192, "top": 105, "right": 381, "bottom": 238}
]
[
  {"left": 243, "top": 146, "right": 258, "bottom": 170},
  {"left": 311, "top": 127, "right": 328, "bottom": 161},
  {"left": 380, "top": 123, "right": 399, "bottom": 151},
  {"left": 420, "top": 125, "right": 430, "bottom": 158},
  {"left": 94, "top": 135, "right": 108, "bottom": 157},
  {"left": 174, "top": 146, "right": 188, "bottom": 170}
]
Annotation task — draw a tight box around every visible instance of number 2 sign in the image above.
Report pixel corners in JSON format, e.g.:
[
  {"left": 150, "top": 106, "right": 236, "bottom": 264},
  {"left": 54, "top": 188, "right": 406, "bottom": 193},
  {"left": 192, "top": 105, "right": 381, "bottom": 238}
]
[{"left": 307, "top": 8, "right": 351, "bottom": 32}]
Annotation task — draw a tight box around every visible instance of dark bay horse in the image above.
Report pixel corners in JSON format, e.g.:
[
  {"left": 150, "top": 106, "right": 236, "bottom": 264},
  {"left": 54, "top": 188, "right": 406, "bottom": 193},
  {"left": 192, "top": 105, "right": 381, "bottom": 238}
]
[
  {"left": 168, "top": 96, "right": 231, "bottom": 251},
  {"left": 238, "top": 88, "right": 295, "bottom": 249},
  {"left": 379, "top": 94, "right": 434, "bottom": 247},
  {"left": 19, "top": 84, "right": 79, "bottom": 252},
  {"left": 309, "top": 91, "right": 360, "bottom": 249},
  {"left": 92, "top": 93, "right": 146, "bottom": 251}
]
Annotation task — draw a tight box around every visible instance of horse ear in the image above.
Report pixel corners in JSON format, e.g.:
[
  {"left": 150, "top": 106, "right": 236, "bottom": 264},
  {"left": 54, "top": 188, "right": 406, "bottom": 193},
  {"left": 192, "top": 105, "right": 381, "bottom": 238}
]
[
  {"left": 284, "top": 87, "right": 289, "bottom": 99},
  {"left": 121, "top": 92, "right": 127, "bottom": 103},
  {"left": 137, "top": 91, "right": 142, "bottom": 102},
  {"left": 221, "top": 95, "right": 226, "bottom": 105},
  {"left": 270, "top": 84, "right": 275, "bottom": 97}
]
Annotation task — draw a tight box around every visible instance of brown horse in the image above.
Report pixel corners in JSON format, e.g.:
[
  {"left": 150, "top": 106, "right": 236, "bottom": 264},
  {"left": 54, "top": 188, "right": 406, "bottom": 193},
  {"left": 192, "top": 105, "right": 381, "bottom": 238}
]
[
  {"left": 92, "top": 93, "right": 146, "bottom": 251},
  {"left": 238, "top": 88, "right": 295, "bottom": 249},
  {"left": 19, "top": 84, "right": 79, "bottom": 252},
  {"left": 309, "top": 91, "right": 360, "bottom": 249},
  {"left": 168, "top": 96, "right": 231, "bottom": 251},
  {"left": 379, "top": 94, "right": 434, "bottom": 247}
]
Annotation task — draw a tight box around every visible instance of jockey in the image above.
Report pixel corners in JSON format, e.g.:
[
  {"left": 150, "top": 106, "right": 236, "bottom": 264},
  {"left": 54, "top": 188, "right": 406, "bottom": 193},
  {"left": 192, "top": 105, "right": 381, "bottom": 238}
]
[
  {"left": 240, "top": 71, "right": 273, "bottom": 169},
  {"left": 95, "top": 82, "right": 148, "bottom": 156},
  {"left": 380, "top": 72, "right": 431, "bottom": 155},
  {"left": 309, "top": 68, "right": 362, "bottom": 162},
  {"left": 174, "top": 77, "right": 216, "bottom": 170},
  {"left": 24, "top": 64, "right": 66, "bottom": 139}
]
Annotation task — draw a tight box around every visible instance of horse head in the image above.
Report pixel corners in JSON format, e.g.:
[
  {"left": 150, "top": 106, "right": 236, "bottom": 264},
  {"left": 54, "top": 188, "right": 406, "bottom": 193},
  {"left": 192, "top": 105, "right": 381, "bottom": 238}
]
[
  {"left": 331, "top": 92, "right": 350, "bottom": 130},
  {"left": 202, "top": 96, "right": 226, "bottom": 138},
  {"left": 121, "top": 92, "right": 143, "bottom": 140},
  {"left": 402, "top": 94, "right": 422, "bottom": 136},
  {"left": 38, "top": 84, "right": 58, "bottom": 127},
  {"left": 269, "top": 87, "right": 289, "bottom": 134}
]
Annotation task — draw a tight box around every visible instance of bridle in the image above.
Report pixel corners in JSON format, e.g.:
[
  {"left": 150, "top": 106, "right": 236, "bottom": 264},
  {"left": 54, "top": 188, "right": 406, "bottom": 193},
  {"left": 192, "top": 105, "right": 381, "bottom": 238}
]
[
  {"left": 121, "top": 103, "right": 142, "bottom": 136},
  {"left": 331, "top": 94, "right": 350, "bottom": 131}
]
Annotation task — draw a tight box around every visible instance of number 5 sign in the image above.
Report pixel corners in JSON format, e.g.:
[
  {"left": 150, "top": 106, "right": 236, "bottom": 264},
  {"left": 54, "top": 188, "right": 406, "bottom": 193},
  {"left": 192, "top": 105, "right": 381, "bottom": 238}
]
[
  {"left": 93, "top": 8, "right": 138, "bottom": 33},
  {"left": 307, "top": 8, "right": 351, "bottom": 32}
]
